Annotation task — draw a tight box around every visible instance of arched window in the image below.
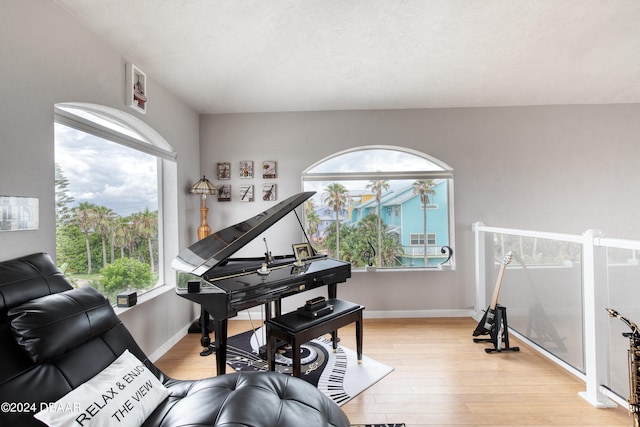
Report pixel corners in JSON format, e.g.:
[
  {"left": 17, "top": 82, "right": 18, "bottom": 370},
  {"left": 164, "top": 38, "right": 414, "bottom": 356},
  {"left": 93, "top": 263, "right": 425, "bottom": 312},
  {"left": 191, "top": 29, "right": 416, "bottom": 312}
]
[
  {"left": 302, "top": 146, "right": 454, "bottom": 270},
  {"left": 54, "top": 103, "right": 177, "bottom": 303}
]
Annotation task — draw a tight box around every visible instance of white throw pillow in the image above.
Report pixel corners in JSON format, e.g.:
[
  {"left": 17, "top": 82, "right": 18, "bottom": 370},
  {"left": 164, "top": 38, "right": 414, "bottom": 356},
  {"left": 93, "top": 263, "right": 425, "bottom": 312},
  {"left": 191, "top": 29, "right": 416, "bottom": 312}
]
[{"left": 34, "top": 350, "right": 170, "bottom": 427}]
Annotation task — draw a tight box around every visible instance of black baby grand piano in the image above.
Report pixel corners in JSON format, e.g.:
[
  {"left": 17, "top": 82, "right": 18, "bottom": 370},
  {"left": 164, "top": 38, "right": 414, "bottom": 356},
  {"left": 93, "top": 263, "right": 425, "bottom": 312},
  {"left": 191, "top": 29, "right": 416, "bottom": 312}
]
[{"left": 172, "top": 191, "right": 351, "bottom": 375}]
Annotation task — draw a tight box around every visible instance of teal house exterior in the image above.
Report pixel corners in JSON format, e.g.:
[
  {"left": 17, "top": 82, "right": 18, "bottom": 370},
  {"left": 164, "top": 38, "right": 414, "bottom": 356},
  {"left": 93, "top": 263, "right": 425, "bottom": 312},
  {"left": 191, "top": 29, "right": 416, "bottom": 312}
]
[{"left": 348, "top": 180, "right": 449, "bottom": 267}]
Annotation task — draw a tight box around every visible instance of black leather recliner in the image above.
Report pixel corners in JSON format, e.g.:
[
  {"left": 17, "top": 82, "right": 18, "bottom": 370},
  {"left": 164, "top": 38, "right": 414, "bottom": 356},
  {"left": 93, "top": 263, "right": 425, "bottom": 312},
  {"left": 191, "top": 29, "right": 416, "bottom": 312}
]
[{"left": 0, "top": 253, "right": 350, "bottom": 426}]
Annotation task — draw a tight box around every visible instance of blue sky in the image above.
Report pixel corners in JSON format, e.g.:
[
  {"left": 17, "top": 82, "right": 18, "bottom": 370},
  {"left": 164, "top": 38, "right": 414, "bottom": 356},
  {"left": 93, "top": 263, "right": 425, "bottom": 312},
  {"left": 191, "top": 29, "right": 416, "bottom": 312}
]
[{"left": 55, "top": 123, "right": 158, "bottom": 217}]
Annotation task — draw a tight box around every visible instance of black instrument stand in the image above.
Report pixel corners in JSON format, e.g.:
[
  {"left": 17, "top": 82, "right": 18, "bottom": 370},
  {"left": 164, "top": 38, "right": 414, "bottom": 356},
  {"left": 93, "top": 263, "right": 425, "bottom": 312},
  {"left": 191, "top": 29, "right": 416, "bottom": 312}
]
[{"left": 473, "top": 305, "right": 520, "bottom": 353}]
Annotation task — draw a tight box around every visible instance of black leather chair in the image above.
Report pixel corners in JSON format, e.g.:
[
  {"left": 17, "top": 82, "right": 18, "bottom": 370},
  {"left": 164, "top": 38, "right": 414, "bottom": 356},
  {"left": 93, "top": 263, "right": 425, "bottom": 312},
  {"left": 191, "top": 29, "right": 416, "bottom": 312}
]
[{"left": 0, "top": 252, "right": 350, "bottom": 427}]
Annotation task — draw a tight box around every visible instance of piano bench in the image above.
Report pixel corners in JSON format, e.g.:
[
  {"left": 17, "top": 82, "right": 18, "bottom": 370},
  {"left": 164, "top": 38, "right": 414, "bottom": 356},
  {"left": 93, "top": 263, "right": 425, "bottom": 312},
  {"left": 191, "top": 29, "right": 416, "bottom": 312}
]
[{"left": 265, "top": 299, "right": 364, "bottom": 378}]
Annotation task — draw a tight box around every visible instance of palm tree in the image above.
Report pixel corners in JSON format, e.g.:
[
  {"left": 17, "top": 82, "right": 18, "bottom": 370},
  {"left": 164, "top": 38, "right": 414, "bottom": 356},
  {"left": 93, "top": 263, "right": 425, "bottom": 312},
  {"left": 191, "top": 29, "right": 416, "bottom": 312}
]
[
  {"left": 304, "top": 200, "right": 321, "bottom": 242},
  {"left": 366, "top": 180, "right": 389, "bottom": 266},
  {"left": 74, "top": 202, "right": 97, "bottom": 273},
  {"left": 412, "top": 179, "right": 436, "bottom": 266},
  {"left": 122, "top": 223, "right": 135, "bottom": 257},
  {"left": 335, "top": 224, "right": 360, "bottom": 266},
  {"left": 133, "top": 208, "right": 157, "bottom": 273},
  {"left": 322, "top": 183, "right": 348, "bottom": 259},
  {"left": 110, "top": 219, "right": 132, "bottom": 263},
  {"left": 93, "top": 205, "right": 115, "bottom": 268},
  {"left": 346, "top": 214, "right": 377, "bottom": 267},
  {"left": 380, "top": 232, "right": 405, "bottom": 267}
]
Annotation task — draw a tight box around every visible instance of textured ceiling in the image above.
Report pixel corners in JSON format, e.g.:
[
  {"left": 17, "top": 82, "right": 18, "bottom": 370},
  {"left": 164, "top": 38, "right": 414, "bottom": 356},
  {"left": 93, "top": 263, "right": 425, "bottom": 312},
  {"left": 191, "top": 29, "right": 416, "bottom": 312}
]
[{"left": 53, "top": 0, "right": 640, "bottom": 114}]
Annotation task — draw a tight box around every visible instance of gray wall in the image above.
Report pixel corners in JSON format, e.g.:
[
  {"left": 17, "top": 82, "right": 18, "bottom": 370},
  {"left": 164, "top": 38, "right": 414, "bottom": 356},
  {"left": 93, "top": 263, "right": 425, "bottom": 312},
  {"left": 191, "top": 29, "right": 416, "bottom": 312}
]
[
  {"left": 200, "top": 105, "right": 640, "bottom": 314},
  {"left": 0, "top": 0, "right": 200, "bottom": 358}
]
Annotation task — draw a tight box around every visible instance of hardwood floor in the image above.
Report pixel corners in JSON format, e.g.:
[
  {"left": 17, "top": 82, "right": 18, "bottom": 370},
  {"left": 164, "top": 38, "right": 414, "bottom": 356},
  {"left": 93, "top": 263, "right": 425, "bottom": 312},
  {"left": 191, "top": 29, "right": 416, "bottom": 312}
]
[{"left": 155, "top": 317, "right": 632, "bottom": 426}]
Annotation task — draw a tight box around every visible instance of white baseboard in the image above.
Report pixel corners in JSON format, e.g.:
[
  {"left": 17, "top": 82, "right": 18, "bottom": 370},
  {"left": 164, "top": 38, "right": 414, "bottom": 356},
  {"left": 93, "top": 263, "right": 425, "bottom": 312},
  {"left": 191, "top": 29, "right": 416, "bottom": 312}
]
[
  {"left": 364, "top": 309, "right": 474, "bottom": 318},
  {"left": 232, "top": 308, "right": 474, "bottom": 320}
]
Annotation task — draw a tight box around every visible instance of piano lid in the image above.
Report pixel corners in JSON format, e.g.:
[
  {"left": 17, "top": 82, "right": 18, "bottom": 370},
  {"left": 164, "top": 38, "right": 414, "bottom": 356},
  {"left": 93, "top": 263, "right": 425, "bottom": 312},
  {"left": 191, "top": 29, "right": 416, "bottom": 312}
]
[{"left": 172, "top": 191, "right": 315, "bottom": 276}]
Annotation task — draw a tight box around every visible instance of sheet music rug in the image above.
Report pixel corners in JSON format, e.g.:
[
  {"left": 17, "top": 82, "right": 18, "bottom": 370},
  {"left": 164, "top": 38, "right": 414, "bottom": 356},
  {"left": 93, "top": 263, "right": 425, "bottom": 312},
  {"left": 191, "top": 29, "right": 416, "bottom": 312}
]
[{"left": 226, "top": 327, "right": 394, "bottom": 406}]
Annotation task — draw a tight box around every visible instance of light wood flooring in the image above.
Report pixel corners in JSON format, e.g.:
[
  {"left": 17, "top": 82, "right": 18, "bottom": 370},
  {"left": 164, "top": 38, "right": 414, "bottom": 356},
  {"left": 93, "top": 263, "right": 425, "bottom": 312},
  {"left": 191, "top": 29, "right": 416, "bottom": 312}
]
[{"left": 155, "top": 317, "right": 632, "bottom": 427}]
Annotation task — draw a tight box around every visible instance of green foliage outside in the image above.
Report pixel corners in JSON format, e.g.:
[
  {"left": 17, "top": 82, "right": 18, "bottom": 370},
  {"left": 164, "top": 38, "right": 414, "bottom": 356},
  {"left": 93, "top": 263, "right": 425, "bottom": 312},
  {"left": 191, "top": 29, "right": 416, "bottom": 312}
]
[
  {"left": 56, "top": 224, "right": 90, "bottom": 273},
  {"left": 100, "top": 258, "right": 155, "bottom": 302},
  {"left": 312, "top": 181, "right": 414, "bottom": 268},
  {"left": 495, "top": 234, "right": 582, "bottom": 265},
  {"left": 55, "top": 163, "right": 159, "bottom": 304},
  {"left": 321, "top": 214, "right": 404, "bottom": 267}
]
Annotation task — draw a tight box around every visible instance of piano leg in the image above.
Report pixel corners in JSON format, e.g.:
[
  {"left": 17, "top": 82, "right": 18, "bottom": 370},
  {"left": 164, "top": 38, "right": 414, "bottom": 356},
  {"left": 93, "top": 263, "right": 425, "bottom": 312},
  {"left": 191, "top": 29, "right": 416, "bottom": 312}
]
[
  {"left": 213, "top": 318, "right": 229, "bottom": 375},
  {"left": 274, "top": 299, "right": 281, "bottom": 317},
  {"left": 265, "top": 299, "right": 284, "bottom": 320},
  {"left": 199, "top": 309, "right": 214, "bottom": 356},
  {"left": 265, "top": 301, "right": 273, "bottom": 320}
]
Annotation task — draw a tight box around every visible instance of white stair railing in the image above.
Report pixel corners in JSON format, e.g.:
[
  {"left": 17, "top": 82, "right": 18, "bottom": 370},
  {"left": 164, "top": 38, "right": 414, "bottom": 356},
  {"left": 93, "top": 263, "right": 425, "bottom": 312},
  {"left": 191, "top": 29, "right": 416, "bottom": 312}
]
[{"left": 472, "top": 222, "right": 640, "bottom": 409}]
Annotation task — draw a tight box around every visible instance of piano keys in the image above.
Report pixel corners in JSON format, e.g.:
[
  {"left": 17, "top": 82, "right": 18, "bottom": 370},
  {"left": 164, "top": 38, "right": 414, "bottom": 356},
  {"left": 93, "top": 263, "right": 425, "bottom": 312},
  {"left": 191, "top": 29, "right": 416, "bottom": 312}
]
[
  {"left": 315, "top": 336, "right": 350, "bottom": 405},
  {"left": 172, "top": 191, "right": 351, "bottom": 375}
]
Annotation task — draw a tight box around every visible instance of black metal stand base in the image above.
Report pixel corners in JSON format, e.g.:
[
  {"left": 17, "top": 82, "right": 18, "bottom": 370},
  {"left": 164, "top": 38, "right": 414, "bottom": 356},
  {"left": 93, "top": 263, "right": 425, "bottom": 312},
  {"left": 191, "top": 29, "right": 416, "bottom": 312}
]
[{"left": 473, "top": 305, "right": 520, "bottom": 353}]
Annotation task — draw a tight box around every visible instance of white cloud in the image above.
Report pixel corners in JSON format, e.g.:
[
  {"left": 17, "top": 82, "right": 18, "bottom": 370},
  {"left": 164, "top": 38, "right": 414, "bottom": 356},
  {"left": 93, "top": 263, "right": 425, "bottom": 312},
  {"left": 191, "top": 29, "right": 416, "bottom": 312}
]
[{"left": 55, "top": 124, "right": 158, "bottom": 217}]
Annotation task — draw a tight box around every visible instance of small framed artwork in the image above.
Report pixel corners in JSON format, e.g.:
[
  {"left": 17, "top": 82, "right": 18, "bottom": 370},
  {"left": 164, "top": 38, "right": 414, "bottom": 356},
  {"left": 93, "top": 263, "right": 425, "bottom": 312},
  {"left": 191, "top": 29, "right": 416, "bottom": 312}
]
[
  {"left": 125, "top": 63, "right": 147, "bottom": 114},
  {"left": 262, "top": 184, "right": 277, "bottom": 201},
  {"left": 216, "top": 162, "right": 231, "bottom": 180},
  {"left": 239, "top": 161, "right": 254, "bottom": 178},
  {"left": 217, "top": 185, "right": 231, "bottom": 202},
  {"left": 0, "top": 196, "right": 39, "bottom": 231},
  {"left": 239, "top": 184, "right": 254, "bottom": 202},
  {"left": 292, "top": 243, "right": 312, "bottom": 262},
  {"left": 262, "top": 161, "right": 277, "bottom": 179}
]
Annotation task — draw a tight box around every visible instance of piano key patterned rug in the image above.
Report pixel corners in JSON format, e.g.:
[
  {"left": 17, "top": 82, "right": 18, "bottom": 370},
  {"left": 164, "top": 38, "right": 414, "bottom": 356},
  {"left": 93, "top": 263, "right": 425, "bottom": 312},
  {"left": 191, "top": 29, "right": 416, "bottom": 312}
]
[{"left": 226, "top": 328, "right": 394, "bottom": 406}]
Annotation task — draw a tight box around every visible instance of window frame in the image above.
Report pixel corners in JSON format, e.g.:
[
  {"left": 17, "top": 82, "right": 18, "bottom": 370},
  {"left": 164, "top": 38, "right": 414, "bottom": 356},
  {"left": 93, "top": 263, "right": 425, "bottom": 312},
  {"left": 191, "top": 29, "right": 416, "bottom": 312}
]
[
  {"left": 54, "top": 104, "right": 176, "bottom": 161},
  {"left": 302, "top": 145, "right": 455, "bottom": 270},
  {"left": 53, "top": 103, "right": 177, "bottom": 294}
]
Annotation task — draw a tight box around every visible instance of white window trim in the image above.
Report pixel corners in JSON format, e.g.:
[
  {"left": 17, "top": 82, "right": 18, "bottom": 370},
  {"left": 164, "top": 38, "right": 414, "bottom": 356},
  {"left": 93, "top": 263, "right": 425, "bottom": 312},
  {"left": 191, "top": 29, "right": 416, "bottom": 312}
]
[
  {"left": 54, "top": 102, "right": 179, "bottom": 289},
  {"left": 55, "top": 105, "right": 176, "bottom": 161},
  {"left": 302, "top": 145, "right": 456, "bottom": 270}
]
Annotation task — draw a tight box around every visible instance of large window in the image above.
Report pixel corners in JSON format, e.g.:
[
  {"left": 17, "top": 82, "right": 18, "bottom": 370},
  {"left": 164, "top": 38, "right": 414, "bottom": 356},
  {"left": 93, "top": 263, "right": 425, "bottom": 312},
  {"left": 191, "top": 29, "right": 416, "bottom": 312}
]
[
  {"left": 302, "top": 146, "right": 454, "bottom": 270},
  {"left": 54, "top": 103, "right": 176, "bottom": 304}
]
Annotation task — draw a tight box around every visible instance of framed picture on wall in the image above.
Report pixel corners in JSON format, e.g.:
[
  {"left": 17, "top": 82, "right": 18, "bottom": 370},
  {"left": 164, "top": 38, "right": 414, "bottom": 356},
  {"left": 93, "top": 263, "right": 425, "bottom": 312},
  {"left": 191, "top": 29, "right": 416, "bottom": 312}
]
[
  {"left": 216, "top": 162, "right": 231, "bottom": 180},
  {"left": 239, "top": 161, "right": 253, "bottom": 178},
  {"left": 125, "top": 63, "right": 147, "bottom": 114},
  {"left": 262, "top": 161, "right": 277, "bottom": 179},
  {"left": 217, "top": 185, "right": 231, "bottom": 202},
  {"left": 262, "top": 184, "right": 276, "bottom": 201},
  {"left": 239, "top": 184, "right": 254, "bottom": 201},
  {"left": 0, "top": 196, "right": 39, "bottom": 231}
]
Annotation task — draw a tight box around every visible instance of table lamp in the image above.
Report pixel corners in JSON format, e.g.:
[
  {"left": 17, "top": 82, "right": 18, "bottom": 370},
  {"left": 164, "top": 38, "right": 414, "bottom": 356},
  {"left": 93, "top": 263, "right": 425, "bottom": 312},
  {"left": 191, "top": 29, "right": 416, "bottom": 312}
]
[{"left": 190, "top": 175, "right": 217, "bottom": 240}]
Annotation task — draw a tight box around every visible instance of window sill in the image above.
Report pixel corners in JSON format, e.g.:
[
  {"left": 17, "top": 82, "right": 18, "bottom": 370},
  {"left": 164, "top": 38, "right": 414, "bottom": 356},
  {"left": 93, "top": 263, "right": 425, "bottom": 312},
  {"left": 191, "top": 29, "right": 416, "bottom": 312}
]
[
  {"left": 113, "top": 284, "right": 174, "bottom": 315},
  {"left": 353, "top": 264, "right": 455, "bottom": 273}
]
